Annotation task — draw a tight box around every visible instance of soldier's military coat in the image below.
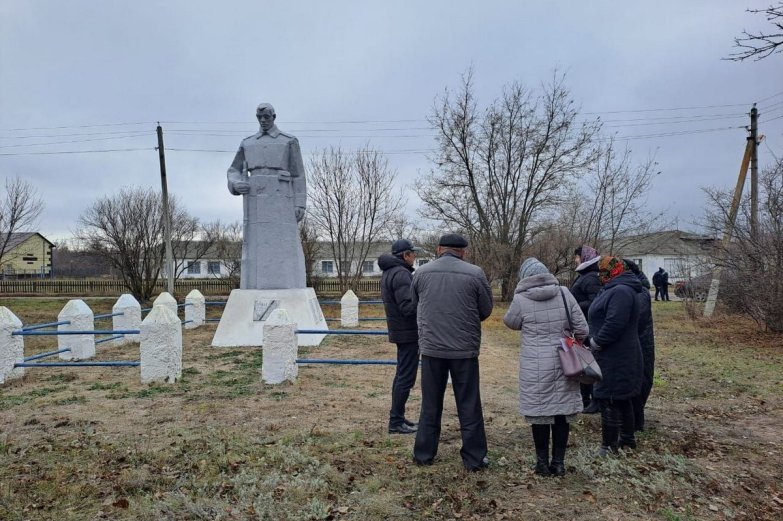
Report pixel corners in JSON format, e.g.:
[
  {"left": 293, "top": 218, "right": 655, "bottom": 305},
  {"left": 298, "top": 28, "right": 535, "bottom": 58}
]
[{"left": 227, "top": 125, "right": 307, "bottom": 289}]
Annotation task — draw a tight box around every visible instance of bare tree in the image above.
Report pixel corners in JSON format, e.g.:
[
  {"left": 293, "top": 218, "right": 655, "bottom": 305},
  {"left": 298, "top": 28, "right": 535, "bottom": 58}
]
[
  {"left": 559, "top": 139, "right": 663, "bottom": 255},
  {"left": 702, "top": 159, "right": 783, "bottom": 331},
  {"left": 170, "top": 210, "right": 217, "bottom": 280},
  {"left": 199, "top": 219, "right": 242, "bottom": 288},
  {"left": 417, "top": 70, "right": 600, "bottom": 300},
  {"left": 76, "top": 186, "right": 203, "bottom": 301},
  {"left": 0, "top": 177, "right": 45, "bottom": 270},
  {"left": 308, "top": 146, "right": 403, "bottom": 293},
  {"left": 298, "top": 214, "right": 319, "bottom": 287},
  {"left": 727, "top": 2, "right": 783, "bottom": 61}
]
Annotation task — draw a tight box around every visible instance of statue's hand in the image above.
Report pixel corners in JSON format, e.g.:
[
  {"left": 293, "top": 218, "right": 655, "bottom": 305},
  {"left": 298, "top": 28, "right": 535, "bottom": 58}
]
[
  {"left": 295, "top": 207, "right": 306, "bottom": 222},
  {"left": 232, "top": 181, "right": 250, "bottom": 195}
]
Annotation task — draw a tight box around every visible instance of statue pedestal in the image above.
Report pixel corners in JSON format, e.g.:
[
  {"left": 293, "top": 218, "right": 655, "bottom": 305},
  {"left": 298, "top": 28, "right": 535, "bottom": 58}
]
[{"left": 211, "top": 288, "right": 327, "bottom": 347}]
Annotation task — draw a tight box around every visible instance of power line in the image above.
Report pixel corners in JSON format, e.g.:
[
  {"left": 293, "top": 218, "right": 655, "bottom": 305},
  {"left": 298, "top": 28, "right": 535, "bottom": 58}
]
[
  {"left": 0, "top": 129, "right": 158, "bottom": 140},
  {"left": 0, "top": 132, "right": 153, "bottom": 149},
  {"left": 0, "top": 122, "right": 155, "bottom": 132},
  {"left": 0, "top": 148, "right": 151, "bottom": 156},
  {"left": 756, "top": 90, "right": 783, "bottom": 104}
]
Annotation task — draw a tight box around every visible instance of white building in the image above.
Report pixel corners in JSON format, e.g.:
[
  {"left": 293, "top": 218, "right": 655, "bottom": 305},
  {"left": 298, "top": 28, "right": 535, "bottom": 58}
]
[{"left": 611, "top": 230, "right": 717, "bottom": 283}]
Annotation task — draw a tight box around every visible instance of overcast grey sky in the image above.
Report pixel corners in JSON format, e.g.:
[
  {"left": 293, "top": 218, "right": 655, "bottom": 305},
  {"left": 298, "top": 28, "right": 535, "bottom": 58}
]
[{"left": 1, "top": 1, "right": 781, "bottom": 243}]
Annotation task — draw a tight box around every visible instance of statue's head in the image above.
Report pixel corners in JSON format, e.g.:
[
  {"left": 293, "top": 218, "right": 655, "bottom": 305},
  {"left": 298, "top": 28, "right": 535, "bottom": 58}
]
[{"left": 256, "top": 103, "right": 276, "bottom": 131}]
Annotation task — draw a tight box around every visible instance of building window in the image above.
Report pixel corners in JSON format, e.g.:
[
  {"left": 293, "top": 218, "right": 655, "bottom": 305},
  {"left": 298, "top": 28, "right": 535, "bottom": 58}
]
[
  {"left": 362, "top": 260, "right": 374, "bottom": 274},
  {"left": 321, "top": 260, "right": 334, "bottom": 273},
  {"left": 417, "top": 259, "right": 429, "bottom": 267},
  {"left": 208, "top": 261, "right": 221, "bottom": 275},
  {"left": 633, "top": 258, "right": 643, "bottom": 273},
  {"left": 187, "top": 261, "right": 201, "bottom": 275}
]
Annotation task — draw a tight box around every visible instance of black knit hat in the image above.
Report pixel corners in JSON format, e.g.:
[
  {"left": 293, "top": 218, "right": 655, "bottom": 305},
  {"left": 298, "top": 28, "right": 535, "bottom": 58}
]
[{"left": 438, "top": 233, "right": 468, "bottom": 248}]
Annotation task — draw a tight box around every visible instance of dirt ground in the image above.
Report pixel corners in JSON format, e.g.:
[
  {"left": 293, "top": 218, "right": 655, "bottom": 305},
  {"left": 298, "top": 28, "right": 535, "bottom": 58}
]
[{"left": 0, "top": 298, "right": 781, "bottom": 520}]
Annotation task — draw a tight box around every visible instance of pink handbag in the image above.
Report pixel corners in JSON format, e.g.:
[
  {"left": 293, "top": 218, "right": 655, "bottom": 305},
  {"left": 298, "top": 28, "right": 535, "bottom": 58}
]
[{"left": 558, "top": 290, "right": 602, "bottom": 384}]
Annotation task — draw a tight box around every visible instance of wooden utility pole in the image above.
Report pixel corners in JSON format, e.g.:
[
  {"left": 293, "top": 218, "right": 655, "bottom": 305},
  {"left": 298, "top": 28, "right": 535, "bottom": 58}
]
[
  {"left": 156, "top": 124, "right": 175, "bottom": 295},
  {"left": 703, "top": 136, "right": 753, "bottom": 317},
  {"left": 750, "top": 104, "right": 759, "bottom": 238}
]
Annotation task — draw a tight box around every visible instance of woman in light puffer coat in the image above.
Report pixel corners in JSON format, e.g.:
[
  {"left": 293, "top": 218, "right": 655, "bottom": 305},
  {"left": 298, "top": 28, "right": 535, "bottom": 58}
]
[{"left": 503, "top": 258, "right": 588, "bottom": 477}]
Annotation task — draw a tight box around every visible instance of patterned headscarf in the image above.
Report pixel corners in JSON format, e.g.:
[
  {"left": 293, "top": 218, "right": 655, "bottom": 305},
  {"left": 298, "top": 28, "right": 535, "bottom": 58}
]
[{"left": 598, "top": 256, "right": 626, "bottom": 284}]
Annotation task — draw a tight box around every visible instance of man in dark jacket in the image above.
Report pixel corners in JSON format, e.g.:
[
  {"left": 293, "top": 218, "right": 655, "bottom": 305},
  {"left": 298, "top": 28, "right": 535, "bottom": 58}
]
[
  {"left": 652, "top": 267, "right": 670, "bottom": 301},
  {"left": 570, "top": 245, "right": 602, "bottom": 413},
  {"left": 411, "top": 233, "right": 494, "bottom": 471},
  {"left": 379, "top": 239, "right": 423, "bottom": 434}
]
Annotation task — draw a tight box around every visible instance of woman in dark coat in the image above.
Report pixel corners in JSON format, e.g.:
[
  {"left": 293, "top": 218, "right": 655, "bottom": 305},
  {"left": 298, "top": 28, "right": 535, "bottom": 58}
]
[
  {"left": 587, "top": 256, "right": 643, "bottom": 454},
  {"left": 570, "top": 245, "right": 602, "bottom": 413},
  {"left": 624, "top": 259, "right": 655, "bottom": 432}
]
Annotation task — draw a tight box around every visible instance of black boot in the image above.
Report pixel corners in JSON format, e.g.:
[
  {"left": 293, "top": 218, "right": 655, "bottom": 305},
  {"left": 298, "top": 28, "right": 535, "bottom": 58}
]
[
  {"left": 531, "top": 424, "right": 551, "bottom": 476},
  {"left": 618, "top": 400, "right": 637, "bottom": 450},
  {"left": 550, "top": 417, "right": 569, "bottom": 476},
  {"left": 599, "top": 402, "right": 620, "bottom": 457}
]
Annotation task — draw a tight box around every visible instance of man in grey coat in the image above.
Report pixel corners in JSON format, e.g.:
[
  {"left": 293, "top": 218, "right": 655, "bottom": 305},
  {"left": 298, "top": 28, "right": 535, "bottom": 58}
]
[{"left": 411, "top": 233, "right": 494, "bottom": 471}]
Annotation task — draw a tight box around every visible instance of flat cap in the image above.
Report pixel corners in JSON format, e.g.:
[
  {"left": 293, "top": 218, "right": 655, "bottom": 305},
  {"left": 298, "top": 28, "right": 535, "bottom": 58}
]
[
  {"left": 391, "top": 239, "right": 423, "bottom": 255},
  {"left": 438, "top": 233, "right": 468, "bottom": 248}
]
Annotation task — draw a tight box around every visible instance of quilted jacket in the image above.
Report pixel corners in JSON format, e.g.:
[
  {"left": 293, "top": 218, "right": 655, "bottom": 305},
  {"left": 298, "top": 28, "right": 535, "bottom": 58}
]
[{"left": 503, "top": 273, "right": 588, "bottom": 418}]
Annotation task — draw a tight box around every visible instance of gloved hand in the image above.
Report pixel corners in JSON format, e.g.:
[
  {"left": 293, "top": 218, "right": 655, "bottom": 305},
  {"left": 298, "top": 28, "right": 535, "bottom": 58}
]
[{"left": 588, "top": 337, "right": 602, "bottom": 351}]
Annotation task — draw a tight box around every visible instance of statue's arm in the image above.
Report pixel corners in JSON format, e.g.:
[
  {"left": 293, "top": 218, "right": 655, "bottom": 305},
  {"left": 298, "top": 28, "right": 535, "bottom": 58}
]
[
  {"left": 227, "top": 144, "right": 247, "bottom": 195},
  {"left": 289, "top": 138, "right": 307, "bottom": 210}
]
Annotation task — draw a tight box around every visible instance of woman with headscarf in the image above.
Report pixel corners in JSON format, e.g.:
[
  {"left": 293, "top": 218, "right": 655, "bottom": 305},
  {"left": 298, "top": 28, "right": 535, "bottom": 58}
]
[
  {"left": 571, "top": 245, "right": 602, "bottom": 414},
  {"left": 587, "top": 256, "right": 644, "bottom": 455},
  {"left": 504, "top": 258, "right": 588, "bottom": 476}
]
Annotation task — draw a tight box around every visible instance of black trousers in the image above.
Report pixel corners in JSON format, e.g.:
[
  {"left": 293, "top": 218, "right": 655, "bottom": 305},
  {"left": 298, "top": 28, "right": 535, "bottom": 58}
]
[
  {"left": 413, "top": 355, "right": 487, "bottom": 469},
  {"left": 654, "top": 285, "right": 662, "bottom": 300},
  {"left": 389, "top": 342, "right": 420, "bottom": 427},
  {"left": 661, "top": 284, "right": 669, "bottom": 301}
]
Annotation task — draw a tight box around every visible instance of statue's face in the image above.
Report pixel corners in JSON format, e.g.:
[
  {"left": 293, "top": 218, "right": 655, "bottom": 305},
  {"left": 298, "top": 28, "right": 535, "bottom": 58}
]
[{"left": 257, "top": 110, "right": 276, "bottom": 131}]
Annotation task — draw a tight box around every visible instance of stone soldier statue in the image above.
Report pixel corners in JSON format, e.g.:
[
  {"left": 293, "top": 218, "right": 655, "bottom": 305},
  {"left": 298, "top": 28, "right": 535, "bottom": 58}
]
[{"left": 227, "top": 103, "right": 307, "bottom": 289}]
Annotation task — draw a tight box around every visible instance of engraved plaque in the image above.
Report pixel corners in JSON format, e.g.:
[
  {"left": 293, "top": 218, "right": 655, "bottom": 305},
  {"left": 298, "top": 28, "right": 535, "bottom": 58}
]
[{"left": 253, "top": 299, "right": 279, "bottom": 321}]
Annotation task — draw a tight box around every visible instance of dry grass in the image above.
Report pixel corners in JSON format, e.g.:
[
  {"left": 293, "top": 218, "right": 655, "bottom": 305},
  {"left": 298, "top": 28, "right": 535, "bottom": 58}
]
[{"left": 0, "top": 298, "right": 781, "bottom": 520}]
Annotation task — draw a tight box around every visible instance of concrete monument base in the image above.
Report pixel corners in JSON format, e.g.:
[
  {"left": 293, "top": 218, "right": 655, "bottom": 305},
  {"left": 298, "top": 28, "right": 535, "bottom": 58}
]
[{"left": 211, "top": 288, "right": 327, "bottom": 347}]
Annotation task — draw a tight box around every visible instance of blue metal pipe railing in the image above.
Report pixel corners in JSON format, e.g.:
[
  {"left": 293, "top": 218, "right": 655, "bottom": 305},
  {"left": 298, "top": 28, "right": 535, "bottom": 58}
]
[
  {"left": 13, "top": 329, "right": 141, "bottom": 336},
  {"left": 95, "top": 335, "right": 125, "bottom": 345},
  {"left": 206, "top": 318, "right": 220, "bottom": 322},
  {"left": 15, "top": 361, "right": 140, "bottom": 368},
  {"left": 206, "top": 301, "right": 226, "bottom": 306},
  {"left": 296, "top": 359, "right": 396, "bottom": 365},
  {"left": 94, "top": 311, "right": 124, "bottom": 319},
  {"left": 23, "top": 348, "right": 71, "bottom": 362},
  {"left": 181, "top": 320, "right": 193, "bottom": 325},
  {"left": 296, "top": 329, "right": 388, "bottom": 336},
  {"left": 20, "top": 320, "right": 70, "bottom": 331}
]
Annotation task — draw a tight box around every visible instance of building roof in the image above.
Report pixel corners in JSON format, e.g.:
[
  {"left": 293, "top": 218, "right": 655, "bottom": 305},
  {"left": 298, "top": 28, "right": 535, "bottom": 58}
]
[
  {"left": 610, "top": 230, "right": 717, "bottom": 257},
  {"left": 2, "top": 232, "right": 55, "bottom": 251}
]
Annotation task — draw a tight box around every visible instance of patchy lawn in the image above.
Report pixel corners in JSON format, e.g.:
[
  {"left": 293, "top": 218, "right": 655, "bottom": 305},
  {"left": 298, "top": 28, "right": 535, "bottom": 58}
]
[{"left": 0, "top": 298, "right": 781, "bottom": 520}]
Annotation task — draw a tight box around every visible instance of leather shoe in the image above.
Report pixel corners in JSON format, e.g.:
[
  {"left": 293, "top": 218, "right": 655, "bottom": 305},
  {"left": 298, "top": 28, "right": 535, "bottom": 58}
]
[
  {"left": 403, "top": 418, "right": 418, "bottom": 428},
  {"left": 465, "top": 457, "right": 490, "bottom": 472},
  {"left": 389, "top": 423, "right": 417, "bottom": 434},
  {"left": 583, "top": 400, "right": 600, "bottom": 414}
]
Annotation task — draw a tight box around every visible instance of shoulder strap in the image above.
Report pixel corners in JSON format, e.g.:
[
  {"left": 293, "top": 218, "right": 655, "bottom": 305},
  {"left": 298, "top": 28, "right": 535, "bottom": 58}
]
[{"left": 560, "top": 288, "right": 574, "bottom": 331}]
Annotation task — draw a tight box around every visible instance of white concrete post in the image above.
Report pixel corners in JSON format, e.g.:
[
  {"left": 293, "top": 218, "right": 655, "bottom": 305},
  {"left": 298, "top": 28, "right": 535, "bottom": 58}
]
[
  {"left": 184, "top": 289, "right": 205, "bottom": 330},
  {"left": 262, "top": 309, "right": 298, "bottom": 384},
  {"left": 153, "top": 291, "right": 178, "bottom": 318},
  {"left": 140, "top": 305, "right": 182, "bottom": 384},
  {"left": 341, "top": 290, "right": 359, "bottom": 328},
  {"left": 58, "top": 299, "right": 95, "bottom": 360},
  {"left": 0, "top": 307, "right": 24, "bottom": 384},
  {"left": 112, "top": 293, "right": 141, "bottom": 345}
]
